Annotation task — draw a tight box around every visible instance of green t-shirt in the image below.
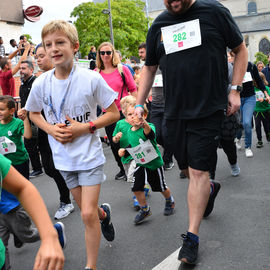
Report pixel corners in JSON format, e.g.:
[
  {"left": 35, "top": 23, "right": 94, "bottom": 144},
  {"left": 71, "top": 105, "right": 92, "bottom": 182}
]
[
  {"left": 254, "top": 86, "right": 270, "bottom": 113},
  {"left": 126, "top": 122, "right": 163, "bottom": 170},
  {"left": 0, "top": 154, "right": 10, "bottom": 268},
  {"left": 113, "top": 119, "right": 133, "bottom": 164},
  {"left": 0, "top": 118, "right": 28, "bottom": 165}
]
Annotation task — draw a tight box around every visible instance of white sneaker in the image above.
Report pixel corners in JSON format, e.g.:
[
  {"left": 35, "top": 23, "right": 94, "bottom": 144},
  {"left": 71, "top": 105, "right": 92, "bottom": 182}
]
[
  {"left": 230, "top": 163, "right": 240, "bottom": 176},
  {"left": 245, "top": 147, "right": 253, "bottom": 158},
  {"left": 54, "top": 203, "right": 74, "bottom": 220},
  {"left": 235, "top": 139, "right": 242, "bottom": 150}
]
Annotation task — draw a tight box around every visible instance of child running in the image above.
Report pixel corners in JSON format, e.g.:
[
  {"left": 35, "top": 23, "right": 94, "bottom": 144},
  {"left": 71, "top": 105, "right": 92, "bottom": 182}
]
[
  {"left": 118, "top": 103, "right": 175, "bottom": 224},
  {"left": 0, "top": 95, "right": 66, "bottom": 269},
  {"left": 25, "top": 20, "right": 119, "bottom": 270},
  {"left": 0, "top": 153, "right": 65, "bottom": 269},
  {"left": 254, "top": 72, "right": 270, "bottom": 147}
]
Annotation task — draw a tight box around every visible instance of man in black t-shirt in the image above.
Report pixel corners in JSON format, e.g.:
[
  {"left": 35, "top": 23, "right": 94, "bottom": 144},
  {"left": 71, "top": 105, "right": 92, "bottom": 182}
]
[{"left": 135, "top": 0, "right": 248, "bottom": 264}]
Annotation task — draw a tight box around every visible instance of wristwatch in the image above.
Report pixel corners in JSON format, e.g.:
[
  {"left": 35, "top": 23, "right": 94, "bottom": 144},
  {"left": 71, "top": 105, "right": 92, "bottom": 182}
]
[
  {"left": 88, "top": 122, "right": 97, "bottom": 133},
  {"left": 231, "top": 85, "right": 243, "bottom": 93}
]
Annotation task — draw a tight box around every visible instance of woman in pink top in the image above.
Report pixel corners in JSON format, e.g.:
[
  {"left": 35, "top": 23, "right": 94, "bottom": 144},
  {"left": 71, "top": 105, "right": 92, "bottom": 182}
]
[{"left": 96, "top": 42, "right": 137, "bottom": 180}]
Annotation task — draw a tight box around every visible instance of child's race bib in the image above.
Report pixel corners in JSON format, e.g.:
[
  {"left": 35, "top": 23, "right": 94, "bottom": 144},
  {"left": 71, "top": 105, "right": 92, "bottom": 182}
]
[
  {"left": 243, "top": 72, "right": 253, "bottom": 83},
  {"left": 126, "top": 139, "right": 158, "bottom": 165},
  {"left": 0, "top": 137, "right": 16, "bottom": 155},
  {"left": 255, "top": 90, "right": 265, "bottom": 101}
]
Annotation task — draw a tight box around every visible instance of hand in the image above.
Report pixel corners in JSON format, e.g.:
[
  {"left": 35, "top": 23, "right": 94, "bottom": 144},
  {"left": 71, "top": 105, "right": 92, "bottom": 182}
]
[
  {"left": 24, "top": 42, "right": 31, "bottom": 50},
  {"left": 227, "top": 90, "right": 240, "bottom": 116},
  {"left": 63, "top": 116, "right": 89, "bottom": 142},
  {"left": 258, "top": 98, "right": 264, "bottom": 103},
  {"left": 33, "top": 237, "right": 64, "bottom": 270},
  {"left": 17, "top": 108, "right": 27, "bottom": 121},
  {"left": 265, "top": 96, "right": 270, "bottom": 104},
  {"left": 134, "top": 106, "right": 144, "bottom": 120},
  {"left": 118, "top": 148, "right": 126, "bottom": 157},
  {"left": 113, "top": 132, "right": 122, "bottom": 143},
  {"left": 48, "top": 123, "right": 72, "bottom": 144}
]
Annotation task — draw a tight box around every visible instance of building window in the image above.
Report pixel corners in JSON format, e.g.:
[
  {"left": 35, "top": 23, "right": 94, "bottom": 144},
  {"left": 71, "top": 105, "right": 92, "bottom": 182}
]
[
  {"left": 259, "top": 38, "right": 270, "bottom": 55},
  {"left": 247, "top": 1, "right": 257, "bottom": 15}
]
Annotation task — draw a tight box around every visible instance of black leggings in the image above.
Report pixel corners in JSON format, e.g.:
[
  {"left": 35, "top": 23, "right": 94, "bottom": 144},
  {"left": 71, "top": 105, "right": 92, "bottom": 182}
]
[
  {"left": 38, "top": 129, "right": 71, "bottom": 204},
  {"left": 105, "top": 111, "right": 125, "bottom": 172}
]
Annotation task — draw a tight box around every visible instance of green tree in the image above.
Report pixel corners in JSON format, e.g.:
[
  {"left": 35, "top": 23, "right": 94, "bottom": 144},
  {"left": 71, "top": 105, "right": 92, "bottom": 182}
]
[
  {"left": 71, "top": 0, "right": 150, "bottom": 58},
  {"left": 254, "top": 51, "right": 268, "bottom": 66}
]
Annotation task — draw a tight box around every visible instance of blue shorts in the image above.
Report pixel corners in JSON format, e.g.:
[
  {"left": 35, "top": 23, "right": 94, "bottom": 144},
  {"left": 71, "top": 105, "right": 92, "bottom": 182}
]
[{"left": 60, "top": 165, "right": 106, "bottom": 190}]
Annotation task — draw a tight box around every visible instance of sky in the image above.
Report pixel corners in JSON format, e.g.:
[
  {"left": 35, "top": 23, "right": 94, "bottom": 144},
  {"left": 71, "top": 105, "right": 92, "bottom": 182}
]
[{"left": 22, "top": 0, "right": 91, "bottom": 44}]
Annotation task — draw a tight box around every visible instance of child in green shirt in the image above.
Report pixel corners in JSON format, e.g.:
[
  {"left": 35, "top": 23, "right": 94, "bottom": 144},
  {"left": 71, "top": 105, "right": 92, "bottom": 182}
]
[
  {"left": 118, "top": 103, "right": 175, "bottom": 224},
  {"left": 254, "top": 72, "right": 270, "bottom": 148}
]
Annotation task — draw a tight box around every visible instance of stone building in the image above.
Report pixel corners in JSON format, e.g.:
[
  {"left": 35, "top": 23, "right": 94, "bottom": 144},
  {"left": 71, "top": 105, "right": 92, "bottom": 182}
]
[
  {"left": 146, "top": 0, "right": 270, "bottom": 61},
  {"left": 0, "top": 0, "right": 24, "bottom": 52}
]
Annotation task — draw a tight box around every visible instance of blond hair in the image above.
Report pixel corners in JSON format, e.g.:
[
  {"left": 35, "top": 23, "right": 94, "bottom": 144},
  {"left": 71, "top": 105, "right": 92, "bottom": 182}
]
[
  {"left": 120, "top": 95, "right": 136, "bottom": 116},
  {"left": 96, "top": 42, "right": 120, "bottom": 70},
  {"left": 41, "top": 20, "right": 79, "bottom": 47}
]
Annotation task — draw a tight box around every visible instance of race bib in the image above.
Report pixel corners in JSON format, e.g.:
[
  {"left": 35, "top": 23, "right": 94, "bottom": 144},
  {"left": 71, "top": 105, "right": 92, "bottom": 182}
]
[
  {"left": 152, "top": 74, "right": 163, "bottom": 87},
  {"left": 126, "top": 139, "right": 158, "bottom": 165},
  {"left": 0, "top": 137, "right": 16, "bottom": 155},
  {"left": 255, "top": 90, "right": 265, "bottom": 101},
  {"left": 161, "top": 19, "right": 201, "bottom": 55},
  {"left": 243, "top": 72, "right": 253, "bottom": 83}
]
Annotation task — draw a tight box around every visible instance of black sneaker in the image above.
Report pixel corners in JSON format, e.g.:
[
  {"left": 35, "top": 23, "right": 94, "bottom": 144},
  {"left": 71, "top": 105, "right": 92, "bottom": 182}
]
[
  {"left": 114, "top": 170, "right": 127, "bottom": 180},
  {"left": 164, "top": 200, "right": 175, "bottom": 216},
  {"left": 100, "top": 203, "right": 115, "bottom": 242},
  {"left": 134, "top": 208, "right": 152, "bottom": 224},
  {"left": 29, "top": 170, "right": 44, "bottom": 178},
  {"left": 204, "top": 181, "right": 221, "bottom": 218},
  {"left": 178, "top": 233, "right": 199, "bottom": 264},
  {"left": 180, "top": 171, "right": 187, "bottom": 179},
  {"left": 13, "top": 234, "right": 23, "bottom": 248},
  {"left": 256, "top": 141, "right": 263, "bottom": 148},
  {"left": 164, "top": 162, "right": 174, "bottom": 170}
]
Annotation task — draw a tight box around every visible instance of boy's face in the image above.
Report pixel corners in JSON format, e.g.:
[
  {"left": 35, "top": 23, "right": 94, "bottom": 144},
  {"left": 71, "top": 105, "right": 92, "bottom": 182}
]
[
  {"left": 36, "top": 47, "right": 53, "bottom": 71},
  {"left": 0, "top": 102, "right": 14, "bottom": 121},
  {"left": 43, "top": 30, "right": 79, "bottom": 68},
  {"left": 125, "top": 105, "right": 135, "bottom": 125}
]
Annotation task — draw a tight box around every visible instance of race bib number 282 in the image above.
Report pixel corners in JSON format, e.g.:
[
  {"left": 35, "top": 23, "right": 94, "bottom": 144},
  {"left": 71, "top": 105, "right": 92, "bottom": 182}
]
[{"left": 161, "top": 19, "right": 202, "bottom": 55}]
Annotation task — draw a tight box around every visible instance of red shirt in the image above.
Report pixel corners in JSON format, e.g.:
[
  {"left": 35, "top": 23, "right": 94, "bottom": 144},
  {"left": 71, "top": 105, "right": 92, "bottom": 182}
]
[{"left": 0, "top": 70, "right": 15, "bottom": 97}]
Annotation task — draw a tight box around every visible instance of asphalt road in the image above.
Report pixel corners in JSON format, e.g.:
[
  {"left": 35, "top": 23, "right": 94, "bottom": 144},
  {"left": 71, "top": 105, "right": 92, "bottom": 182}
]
[{"left": 8, "top": 135, "right": 270, "bottom": 270}]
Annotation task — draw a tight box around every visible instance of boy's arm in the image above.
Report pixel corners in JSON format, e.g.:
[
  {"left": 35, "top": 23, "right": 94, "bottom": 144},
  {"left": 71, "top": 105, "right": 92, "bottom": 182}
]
[
  {"left": 3, "top": 166, "right": 64, "bottom": 269},
  {"left": 23, "top": 116, "right": 32, "bottom": 139},
  {"left": 29, "top": 112, "right": 72, "bottom": 144}
]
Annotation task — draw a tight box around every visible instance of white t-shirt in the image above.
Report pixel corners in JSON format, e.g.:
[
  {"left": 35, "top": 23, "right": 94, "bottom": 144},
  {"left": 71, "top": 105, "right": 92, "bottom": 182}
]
[{"left": 25, "top": 66, "right": 117, "bottom": 171}]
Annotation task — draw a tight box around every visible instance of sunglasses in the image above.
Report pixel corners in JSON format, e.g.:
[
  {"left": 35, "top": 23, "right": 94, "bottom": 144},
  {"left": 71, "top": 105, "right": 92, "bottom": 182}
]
[{"left": 100, "top": 51, "right": 112, "bottom": 56}]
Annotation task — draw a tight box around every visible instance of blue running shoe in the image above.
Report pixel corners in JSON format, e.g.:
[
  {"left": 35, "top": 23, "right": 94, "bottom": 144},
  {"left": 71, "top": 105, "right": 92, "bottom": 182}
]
[
  {"left": 133, "top": 196, "right": 140, "bottom": 211},
  {"left": 134, "top": 207, "right": 152, "bottom": 225},
  {"left": 144, "top": 184, "right": 151, "bottom": 198},
  {"left": 54, "top": 222, "right": 66, "bottom": 249},
  {"left": 100, "top": 203, "right": 115, "bottom": 242}
]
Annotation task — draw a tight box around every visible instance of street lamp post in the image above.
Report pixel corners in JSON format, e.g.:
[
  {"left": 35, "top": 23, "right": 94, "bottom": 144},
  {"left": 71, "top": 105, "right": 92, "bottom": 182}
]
[{"left": 102, "top": 0, "right": 114, "bottom": 46}]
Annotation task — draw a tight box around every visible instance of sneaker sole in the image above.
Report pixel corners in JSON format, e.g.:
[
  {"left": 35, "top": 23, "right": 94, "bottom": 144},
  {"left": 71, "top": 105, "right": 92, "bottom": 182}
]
[
  {"left": 29, "top": 172, "right": 44, "bottom": 178},
  {"left": 54, "top": 208, "right": 74, "bottom": 220}
]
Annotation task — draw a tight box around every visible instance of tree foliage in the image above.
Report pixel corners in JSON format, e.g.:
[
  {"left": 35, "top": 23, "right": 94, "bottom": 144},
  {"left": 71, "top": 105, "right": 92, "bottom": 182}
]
[
  {"left": 71, "top": 0, "right": 150, "bottom": 58},
  {"left": 254, "top": 51, "right": 268, "bottom": 66}
]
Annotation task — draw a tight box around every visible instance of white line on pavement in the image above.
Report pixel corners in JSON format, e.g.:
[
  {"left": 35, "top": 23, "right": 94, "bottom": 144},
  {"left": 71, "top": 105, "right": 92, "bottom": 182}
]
[{"left": 152, "top": 248, "right": 182, "bottom": 270}]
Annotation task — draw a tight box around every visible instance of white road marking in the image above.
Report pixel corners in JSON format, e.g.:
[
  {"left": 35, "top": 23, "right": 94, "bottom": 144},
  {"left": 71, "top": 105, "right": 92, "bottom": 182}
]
[{"left": 152, "top": 248, "right": 182, "bottom": 270}]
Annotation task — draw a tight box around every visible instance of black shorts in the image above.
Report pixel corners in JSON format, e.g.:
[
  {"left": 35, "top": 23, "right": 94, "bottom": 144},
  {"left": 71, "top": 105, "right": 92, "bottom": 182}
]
[
  {"left": 131, "top": 166, "right": 167, "bottom": 192},
  {"left": 166, "top": 110, "right": 224, "bottom": 171}
]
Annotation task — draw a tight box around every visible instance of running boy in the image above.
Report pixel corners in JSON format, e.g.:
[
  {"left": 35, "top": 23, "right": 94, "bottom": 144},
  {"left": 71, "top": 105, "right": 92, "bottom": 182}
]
[
  {"left": 118, "top": 103, "right": 175, "bottom": 224},
  {"left": 25, "top": 20, "right": 119, "bottom": 270},
  {"left": 0, "top": 153, "right": 64, "bottom": 270}
]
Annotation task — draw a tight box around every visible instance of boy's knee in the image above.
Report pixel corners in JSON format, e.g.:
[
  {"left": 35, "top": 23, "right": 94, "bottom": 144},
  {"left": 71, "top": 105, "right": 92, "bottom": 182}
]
[{"left": 81, "top": 208, "right": 98, "bottom": 225}]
